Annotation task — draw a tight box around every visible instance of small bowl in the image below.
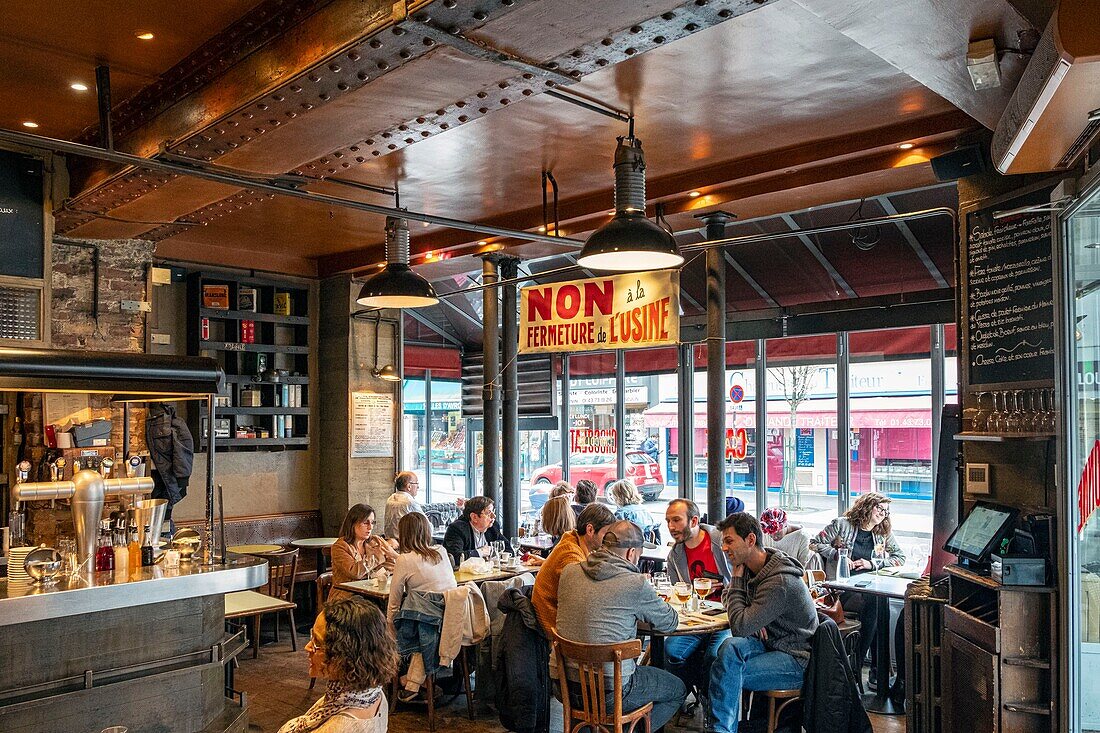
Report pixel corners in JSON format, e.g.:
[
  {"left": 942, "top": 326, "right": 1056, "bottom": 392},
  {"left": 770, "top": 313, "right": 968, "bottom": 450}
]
[
  {"left": 24, "top": 546, "right": 63, "bottom": 584},
  {"left": 171, "top": 528, "right": 202, "bottom": 560}
]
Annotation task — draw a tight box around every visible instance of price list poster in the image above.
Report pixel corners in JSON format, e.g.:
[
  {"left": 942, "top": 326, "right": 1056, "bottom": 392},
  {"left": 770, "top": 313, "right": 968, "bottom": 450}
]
[{"left": 964, "top": 185, "right": 1057, "bottom": 389}]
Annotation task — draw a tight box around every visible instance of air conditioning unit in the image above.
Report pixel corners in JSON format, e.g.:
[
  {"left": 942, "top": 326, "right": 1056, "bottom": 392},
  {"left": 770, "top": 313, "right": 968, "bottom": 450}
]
[{"left": 991, "top": 0, "right": 1100, "bottom": 174}]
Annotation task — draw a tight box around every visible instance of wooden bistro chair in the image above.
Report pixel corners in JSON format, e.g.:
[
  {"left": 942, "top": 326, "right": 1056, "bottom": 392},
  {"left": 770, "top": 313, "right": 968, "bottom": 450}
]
[
  {"left": 552, "top": 633, "right": 652, "bottom": 733},
  {"left": 390, "top": 646, "right": 475, "bottom": 732},
  {"left": 256, "top": 548, "right": 299, "bottom": 656}
]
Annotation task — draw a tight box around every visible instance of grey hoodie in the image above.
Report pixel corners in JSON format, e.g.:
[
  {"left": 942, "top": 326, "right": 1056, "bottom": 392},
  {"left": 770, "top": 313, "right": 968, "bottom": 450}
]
[
  {"left": 555, "top": 548, "right": 678, "bottom": 682},
  {"left": 723, "top": 548, "right": 819, "bottom": 663}
]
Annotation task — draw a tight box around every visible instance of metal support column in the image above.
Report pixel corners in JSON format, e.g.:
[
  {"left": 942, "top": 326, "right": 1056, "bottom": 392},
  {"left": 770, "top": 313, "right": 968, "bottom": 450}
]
[
  {"left": 94, "top": 65, "right": 113, "bottom": 150},
  {"left": 481, "top": 257, "right": 501, "bottom": 507},
  {"left": 678, "top": 343, "right": 695, "bottom": 499},
  {"left": 396, "top": 316, "right": 405, "bottom": 472},
  {"left": 499, "top": 256, "right": 520, "bottom": 538},
  {"left": 204, "top": 395, "right": 217, "bottom": 565},
  {"left": 836, "top": 332, "right": 851, "bottom": 513},
  {"left": 615, "top": 350, "right": 626, "bottom": 480},
  {"left": 703, "top": 213, "right": 734, "bottom": 524},
  {"left": 754, "top": 339, "right": 767, "bottom": 512},
  {"left": 560, "top": 355, "right": 570, "bottom": 483},
  {"left": 930, "top": 324, "right": 945, "bottom": 484},
  {"left": 423, "top": 369, "right": 432, "bottom": 502}
]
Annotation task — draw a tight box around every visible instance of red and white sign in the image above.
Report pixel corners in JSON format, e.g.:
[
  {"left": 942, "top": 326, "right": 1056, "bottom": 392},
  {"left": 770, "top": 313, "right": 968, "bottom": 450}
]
[
  {"left": 725, "top": 427, "right": 747, "bottom": 461},
  {"left": 571, "top": 428, "right": 617, "bottom": 455},
  {"left": 520, "top": 271, "right": 679, "bottom": 354},
  {"left": 1077, "top": 439, "right": 1100, "bottom": 536}
]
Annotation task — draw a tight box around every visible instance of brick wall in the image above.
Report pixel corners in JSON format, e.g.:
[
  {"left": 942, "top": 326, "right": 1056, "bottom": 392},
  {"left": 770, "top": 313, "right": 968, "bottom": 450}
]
[{"left": 23, "top": 238, "right": 154, "bottom": 543}]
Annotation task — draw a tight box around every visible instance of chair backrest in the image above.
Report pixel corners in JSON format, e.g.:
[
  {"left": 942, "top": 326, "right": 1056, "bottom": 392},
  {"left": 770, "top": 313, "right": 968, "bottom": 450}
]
[
  {"left": 802, "top": 568, "right": 826, "bottom": 587},
  {"left": 264, "top": 548, "right": 299, "bottom": 601},
  {"left": 552, "top": 632, "right": 641, "bottom": 730},
  {"left": 316, "top": 571, "right": 333, "bottom": 608}
]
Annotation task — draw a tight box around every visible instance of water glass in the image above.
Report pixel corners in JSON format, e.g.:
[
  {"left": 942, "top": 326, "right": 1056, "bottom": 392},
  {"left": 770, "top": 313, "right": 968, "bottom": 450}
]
[{"left": 509, "top": 536, "right": 521, "bottom": 555}]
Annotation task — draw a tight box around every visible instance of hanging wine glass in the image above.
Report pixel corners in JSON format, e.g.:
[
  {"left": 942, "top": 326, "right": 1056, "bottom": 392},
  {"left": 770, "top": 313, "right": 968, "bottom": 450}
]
[
  {"left": 988, "top": 391, "right": 1005, "bottom": 433},
  {"left": 972, "top": 391, "right": 989, "bottom": 433}
]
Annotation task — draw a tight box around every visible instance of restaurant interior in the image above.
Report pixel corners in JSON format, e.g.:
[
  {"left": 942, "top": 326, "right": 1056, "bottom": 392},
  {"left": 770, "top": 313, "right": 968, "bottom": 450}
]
[{"left": 1, "top": 0, "right": 1099, "bottom": 731}]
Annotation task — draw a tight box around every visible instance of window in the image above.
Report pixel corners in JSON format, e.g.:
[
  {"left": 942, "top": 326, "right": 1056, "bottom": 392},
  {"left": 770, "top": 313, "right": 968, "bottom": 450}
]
[{"left": 565, "top": 352, "right": 617, "bottom": 495}]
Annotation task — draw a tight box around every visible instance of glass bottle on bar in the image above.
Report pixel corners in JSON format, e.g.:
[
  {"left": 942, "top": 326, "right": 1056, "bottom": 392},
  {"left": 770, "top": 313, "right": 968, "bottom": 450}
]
[
  {"left": 128, "top": 517, "right": 141, "bottom": 571},
  {"left": 113, "top": 515, "right": 129, "bottom": 577},
  {"left": 94, "top": 519, "right": 115, "bottom": 572}
]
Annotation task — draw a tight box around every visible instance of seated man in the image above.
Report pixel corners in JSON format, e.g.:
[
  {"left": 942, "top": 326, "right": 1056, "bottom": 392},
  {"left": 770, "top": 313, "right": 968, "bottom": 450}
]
[
  {"left": 384, "top": 471, "right": 423, "bottom": 543},
  {"left": 665, "top": 498, "right": 732, "bottom": 692},
  {"left": 556, "top": 521, "right": 686, "bottom": 730},
  {"left": 532, "top": 502, "right": 616, "bottom": 634},
  {"left": 709, "top": 512, "right": 819, "bottom": 733},
  {"left": 571, "top": 479, "right": 598, "bottom": 519},
  {"left": 442, "top": 495, "right": 506, "bottom": 567}
]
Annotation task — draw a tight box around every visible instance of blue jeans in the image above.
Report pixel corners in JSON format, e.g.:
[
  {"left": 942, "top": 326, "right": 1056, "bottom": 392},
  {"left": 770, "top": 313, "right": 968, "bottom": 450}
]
[
  {"left": 566, "top": 666, "right": 686, "bottom": 731},
  {"left": 708, "top": 637, "right": 806, "bottom": 733},
  {"left": 665, "top": 630, "right": 731, "bottom": 692}
]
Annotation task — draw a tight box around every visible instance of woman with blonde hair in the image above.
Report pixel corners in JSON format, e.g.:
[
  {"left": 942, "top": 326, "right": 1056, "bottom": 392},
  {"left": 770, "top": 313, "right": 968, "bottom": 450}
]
[
  {"left": 549, "top": 481, "right": 574, "bottom": 500},
  {"left": 387, "top": 512, "right": 456, "bottom": 701},
  {"left": 280, "top": 597, "right": 398, "bottom": 732},
  {"left": 607, "top": 479, "right": 656, "bottom": 537},
  {"left": 540, "top": 495, "right": 576, "bottom": 547}
]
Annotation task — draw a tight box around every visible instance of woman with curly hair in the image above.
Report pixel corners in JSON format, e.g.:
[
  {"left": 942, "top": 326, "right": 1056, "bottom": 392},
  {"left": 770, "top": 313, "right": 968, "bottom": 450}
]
[
  {"left": 540, "top": 495, "right": 576, "bottom": 548},
  {"left": 279, "top": 597, "right": 398, "bottom": 732},
  {"left": 810, "top": 491, "right": 905, "bottom": 690}
]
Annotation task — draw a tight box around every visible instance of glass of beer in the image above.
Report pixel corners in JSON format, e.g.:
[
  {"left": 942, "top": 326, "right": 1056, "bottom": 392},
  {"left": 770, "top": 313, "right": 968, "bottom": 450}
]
[
  {"left": 673, "top": 582, "right": 693, "bottom": 610},
  {"left": 693, "top": 577, "right": 713, "bottom": 605}
]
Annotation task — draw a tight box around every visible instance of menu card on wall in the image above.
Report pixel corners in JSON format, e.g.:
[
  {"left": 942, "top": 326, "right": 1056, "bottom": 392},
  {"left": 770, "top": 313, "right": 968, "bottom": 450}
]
[
  {"left": 966, "top": 188, "right": 1056, "bottom": 386},
  {"left": 351, "top": 392, "right": 394, "bottom": 458}
]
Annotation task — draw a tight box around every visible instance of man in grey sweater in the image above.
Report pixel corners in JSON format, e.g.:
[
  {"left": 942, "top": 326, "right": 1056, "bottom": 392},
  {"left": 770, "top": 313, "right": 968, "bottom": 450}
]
[
  {"left": 556, "top": 520, "right": 686, "bottom": 730},
  {"left": 708, "top": 512, "right": 819, "bottom": 733}
]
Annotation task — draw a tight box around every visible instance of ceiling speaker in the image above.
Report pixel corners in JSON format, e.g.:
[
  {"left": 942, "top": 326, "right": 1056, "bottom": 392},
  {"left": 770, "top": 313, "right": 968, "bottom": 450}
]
[{"left": 931, "top": 144, "right": 989, "bottom": 181}]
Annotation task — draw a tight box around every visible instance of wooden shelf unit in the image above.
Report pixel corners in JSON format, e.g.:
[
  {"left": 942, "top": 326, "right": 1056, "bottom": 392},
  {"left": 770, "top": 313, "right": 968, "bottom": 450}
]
[{"left": 186, "top": 272, "right": 310, "bottom": 452}]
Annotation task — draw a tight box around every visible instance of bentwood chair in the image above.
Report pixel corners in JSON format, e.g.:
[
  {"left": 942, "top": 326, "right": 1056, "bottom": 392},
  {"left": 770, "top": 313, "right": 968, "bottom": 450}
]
[
  {"left": 552, "top": 632, "right": 652, "bottom": 733},
  {"left": 390, "top": 645, "right": 475, "bottom": 732},
  {"left": 258, "top": 548, "right": 299, "bottom": 654}
]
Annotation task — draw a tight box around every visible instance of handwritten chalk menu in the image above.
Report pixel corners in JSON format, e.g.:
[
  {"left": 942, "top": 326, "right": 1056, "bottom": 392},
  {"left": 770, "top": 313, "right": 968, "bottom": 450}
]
[
  {"left": 351, "top": 392, "right": 393, "bottom": 458},
  {"left": 966, "top": 188, "right": 1055, "bottom": 386}
]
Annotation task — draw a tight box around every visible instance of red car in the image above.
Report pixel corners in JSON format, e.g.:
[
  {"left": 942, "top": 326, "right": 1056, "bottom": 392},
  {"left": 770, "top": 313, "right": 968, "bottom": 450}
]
[{"left": 528, "top": 450, "right": 665, "bottom": 508}]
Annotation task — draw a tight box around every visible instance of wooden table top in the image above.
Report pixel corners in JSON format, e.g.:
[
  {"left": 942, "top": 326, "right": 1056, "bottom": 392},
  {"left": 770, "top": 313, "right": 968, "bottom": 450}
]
[
  {"left": 227, "top": 544, "right": 283, "bottom": 555},
  {"left": 337, "top": 563, "right": 539, "bottom": 600},
  {"left": 225, "top": 590, "right": 295, "bottom": 618},
  {"left": 644, "top": 599, "right": 729, "bottom": 636}
]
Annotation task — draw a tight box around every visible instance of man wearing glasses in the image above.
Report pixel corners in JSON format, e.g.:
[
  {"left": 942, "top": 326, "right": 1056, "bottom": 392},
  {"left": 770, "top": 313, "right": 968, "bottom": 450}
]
[
  {"left": 384, "top": 471, "right": 424, "bottom": 544},
  {"left": 442, "top": 495, "right": 507, "bottom": 567}
]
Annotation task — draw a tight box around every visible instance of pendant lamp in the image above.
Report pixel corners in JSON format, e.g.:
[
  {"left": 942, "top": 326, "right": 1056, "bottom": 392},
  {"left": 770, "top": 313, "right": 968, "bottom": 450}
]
[
  {"left": 356, "top": 216, "right": 439, "bottom": 308},
  {"left": 577, "top": 135, "right": 683, "bottom": 271}
]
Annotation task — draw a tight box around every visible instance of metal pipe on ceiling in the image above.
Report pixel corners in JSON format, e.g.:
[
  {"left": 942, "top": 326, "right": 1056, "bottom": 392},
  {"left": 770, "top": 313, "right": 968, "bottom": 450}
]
[{"left": 0, "top": 127, "right": 582, "bottom": 248}]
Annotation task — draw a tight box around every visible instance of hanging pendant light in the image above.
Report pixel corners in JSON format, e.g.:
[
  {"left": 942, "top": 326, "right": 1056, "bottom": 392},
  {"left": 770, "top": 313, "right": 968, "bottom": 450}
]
[
  {"left": 356, "top": 216, "right": 439, "bottom": 308},
  {"left": 577, "top": 134, "right": 683, "bottom": 271}
]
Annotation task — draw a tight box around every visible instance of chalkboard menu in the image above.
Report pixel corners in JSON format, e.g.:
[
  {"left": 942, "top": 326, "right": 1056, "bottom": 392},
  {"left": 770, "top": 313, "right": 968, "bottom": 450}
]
[
  {"left": 966, "top": 187, "right": 1055, "bottom": 386},
  {"left": 0, "top": 149, "right": 44, "bottom": 279}
]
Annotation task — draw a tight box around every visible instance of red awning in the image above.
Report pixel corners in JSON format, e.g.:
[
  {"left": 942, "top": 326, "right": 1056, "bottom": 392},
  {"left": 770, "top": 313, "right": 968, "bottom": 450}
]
[{"left": 403, "top": 345, "right": 461, "bottom": 379}]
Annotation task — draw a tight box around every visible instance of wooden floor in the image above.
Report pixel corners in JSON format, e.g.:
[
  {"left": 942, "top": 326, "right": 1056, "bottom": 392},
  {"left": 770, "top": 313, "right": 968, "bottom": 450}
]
[{"left": 235, "top": 632, "right": 905, "bottom": 733}]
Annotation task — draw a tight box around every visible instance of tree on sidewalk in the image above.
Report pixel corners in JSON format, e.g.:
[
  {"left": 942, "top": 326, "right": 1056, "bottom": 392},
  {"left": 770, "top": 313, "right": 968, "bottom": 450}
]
[{"left": 769, "top": 365, "right": 820, "bottom": 510}]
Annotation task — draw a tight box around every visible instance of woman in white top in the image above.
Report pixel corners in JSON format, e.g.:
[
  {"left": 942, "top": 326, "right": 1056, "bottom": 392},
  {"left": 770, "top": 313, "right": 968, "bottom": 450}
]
[
  {"left": 387, "top": 512, "right": 457, "bottom": 700},
  {"left": 278, "top": 597, "right": 396, "bottom": 733},
  {"left": 759, "top": 507, "right": 819, "bottom": 570}
]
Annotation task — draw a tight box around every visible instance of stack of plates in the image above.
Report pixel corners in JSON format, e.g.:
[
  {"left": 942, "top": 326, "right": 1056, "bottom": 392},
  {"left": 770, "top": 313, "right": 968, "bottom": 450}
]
[{"left": 8, "top": 546, "right": 33, "bottom": 584}]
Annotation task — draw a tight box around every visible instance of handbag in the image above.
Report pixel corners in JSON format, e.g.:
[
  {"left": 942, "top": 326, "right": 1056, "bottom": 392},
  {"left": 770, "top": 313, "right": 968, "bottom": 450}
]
[{"left": 814, "top": 589, "right": 845, "bottom": 625}]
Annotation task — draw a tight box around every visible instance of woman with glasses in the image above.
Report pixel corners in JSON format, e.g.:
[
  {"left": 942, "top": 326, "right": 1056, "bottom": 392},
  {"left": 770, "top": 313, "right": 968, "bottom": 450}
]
[
  {"left": 811, "top": 491, "right": 905, "bottom": 692},
  {"left": 281, "top": 598, "right": 397, "bottom": 732},
  {"left": 327, "top": 504, "right": 398, "bottom": 604}
]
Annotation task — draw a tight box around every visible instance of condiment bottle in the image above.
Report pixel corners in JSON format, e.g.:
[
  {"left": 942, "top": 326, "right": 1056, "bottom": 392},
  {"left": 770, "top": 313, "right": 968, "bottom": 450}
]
[
  {"left": 113, "top": 522, "right": 129, "bottom": 577},
  {"left": 94, "top": 520, "right": 114, "bottom": 572},
  {"left": 128, "top": 520, "right": 141, "bottom": 570},
  {"left": 141, "top": 527, "right": 154, "bottom": 567}
]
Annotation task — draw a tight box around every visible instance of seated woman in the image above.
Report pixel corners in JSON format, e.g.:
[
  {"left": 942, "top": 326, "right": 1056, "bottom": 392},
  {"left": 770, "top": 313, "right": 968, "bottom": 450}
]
[
  {"left": 811, "top": 492, "right": 905, "bottom": 685},
  {"left": 550, "top": 481, "right": 574, "bottom": 501},
  {"left": 608, "top": 479, "right": 658, "bottom": 542},
  {"left": 388, "top": 512, "right": 457, "bottom": 701},
  {"left": 540, "top": 495, "right": 576, "bottom": 548},
  {"left": 759, "top": 507, "right": 819, "bottom": 570},
  {"left": 327, "top": 503, "right": 398, "bottom": 604},
  {"left": 279, "top": 597, "right": 397, "bottom": 732}
]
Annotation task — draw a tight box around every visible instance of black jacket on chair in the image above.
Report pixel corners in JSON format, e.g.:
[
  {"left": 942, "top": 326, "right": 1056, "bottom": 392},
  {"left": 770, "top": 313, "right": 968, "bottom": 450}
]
[
  {"left": 802, "top": 616, "right": 872, "bottom": 733},
  {"left": 442, "top": 517, "right": 506, "bottom": 567},
  {"left": 495, "top": 586, "right": 550, "bottom": 733}
]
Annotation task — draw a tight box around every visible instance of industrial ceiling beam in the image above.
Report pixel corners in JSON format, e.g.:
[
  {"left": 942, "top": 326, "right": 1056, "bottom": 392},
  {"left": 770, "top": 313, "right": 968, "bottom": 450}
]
[
  {"left": 876, "top": 194, "right": 950, "bottom": 288},
  {"left": 778, "top": 213, "right": 858, "bottom": 299}
]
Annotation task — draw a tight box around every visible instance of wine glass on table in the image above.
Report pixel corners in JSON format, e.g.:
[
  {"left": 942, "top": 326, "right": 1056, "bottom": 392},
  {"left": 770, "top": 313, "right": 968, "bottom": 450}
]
[
  {"left": 673, "top": 582, "right": 692, "bottom": 611},
  {"left": 693, "top": 577, "right": 713, "bottom": 610}
]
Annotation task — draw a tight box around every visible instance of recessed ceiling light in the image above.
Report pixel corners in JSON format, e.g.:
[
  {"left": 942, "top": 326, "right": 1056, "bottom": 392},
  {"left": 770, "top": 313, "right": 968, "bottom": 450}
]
[
  {"left": 477, "top": 240, "right": 487, "bottom": 246},
  {"left": 537, "top": 226, "right": 546, "bottom": 232},
  {"left": 70, "top": 82, "right": 89, "bottom": 92},
  {"left": 899, "top": 142, "right": 915, "bottom": 150},
  {"left": 21, "top": 121, "right": 38, "bottom": 129},
  {"left": 688, "top": 191, "right": 702, "bottom": 198},
  {"left": 136, "top": 31, "right": 155, "bottom": 40}
]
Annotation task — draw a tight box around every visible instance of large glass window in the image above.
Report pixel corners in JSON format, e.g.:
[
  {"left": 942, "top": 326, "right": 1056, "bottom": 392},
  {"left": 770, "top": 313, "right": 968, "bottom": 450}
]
[
  {"left": 564, "top": 352, "right": 618, "bottom": 497},
  {"left": 764, "top": 336, "right": 836, "bottom": 535},
  {"left": 401, "top": 376, "right": 464, "bottom": 503},
  {"left": 401, "top": 376, "right": 427, "bottom": 489}
]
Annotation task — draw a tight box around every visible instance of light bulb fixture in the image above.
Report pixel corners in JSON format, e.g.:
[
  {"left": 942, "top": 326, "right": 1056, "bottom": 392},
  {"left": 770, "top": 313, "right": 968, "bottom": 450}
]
[
  {"left": 369, "top": 313, "right": 401, "bottom": 382},
  {"left": 356, "top": 216, "right": 439, "bottom": 308},
  {"left": 578, "top": 133, "right": 683, "bottom": 271}
]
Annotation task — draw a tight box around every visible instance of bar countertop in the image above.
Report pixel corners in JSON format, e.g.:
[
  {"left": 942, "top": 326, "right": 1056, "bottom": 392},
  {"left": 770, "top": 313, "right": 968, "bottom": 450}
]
[{"left": 0, "top": 555, "right": 268, "bottom": 626}]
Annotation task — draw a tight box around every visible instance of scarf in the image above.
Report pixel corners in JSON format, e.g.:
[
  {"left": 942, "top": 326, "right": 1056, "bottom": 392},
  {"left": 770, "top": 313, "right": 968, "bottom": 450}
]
[{"left": 278, "top": 682, "right": 383, "bottom": 733}]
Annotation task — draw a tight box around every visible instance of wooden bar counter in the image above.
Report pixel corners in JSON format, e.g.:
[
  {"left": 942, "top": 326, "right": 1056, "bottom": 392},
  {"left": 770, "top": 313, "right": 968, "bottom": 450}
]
[{"left": 0, "top": 555, "right": 268, "bottom": 733}]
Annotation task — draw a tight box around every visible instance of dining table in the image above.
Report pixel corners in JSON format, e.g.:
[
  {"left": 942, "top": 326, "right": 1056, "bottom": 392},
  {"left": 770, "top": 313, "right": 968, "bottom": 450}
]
[
  {"left": 336, "top": 562, "right": 540, "bottom": 602},
  {"left": 823, "top": 570, "right": 914, "bottom": 715},
  {"left": 641, "top": 598, "right": 729, "bottom": 668},
  {"left": 226, "top": 543, "right": 283, "bottom": 555},
  {"left": 290, "top": 536, "right": 338, "bottom": 574}
]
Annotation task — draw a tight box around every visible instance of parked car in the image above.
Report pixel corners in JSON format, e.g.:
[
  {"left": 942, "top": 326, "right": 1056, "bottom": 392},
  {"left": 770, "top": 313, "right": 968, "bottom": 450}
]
[{"left": 527, "top": 450, "right": 665, "bottom": 509}]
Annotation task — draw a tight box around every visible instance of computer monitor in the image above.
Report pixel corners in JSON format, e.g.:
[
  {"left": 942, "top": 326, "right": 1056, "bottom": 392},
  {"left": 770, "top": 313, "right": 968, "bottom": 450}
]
[{"left": 943, "top": 502, "right": 1018, "bottom": 564}]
